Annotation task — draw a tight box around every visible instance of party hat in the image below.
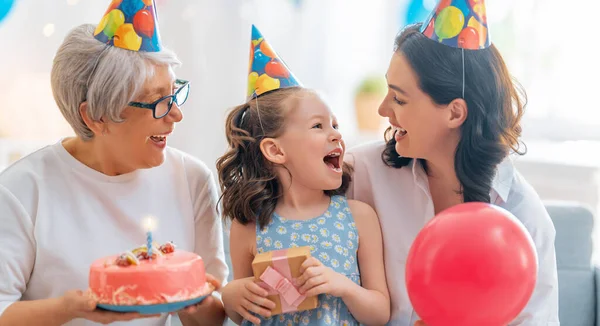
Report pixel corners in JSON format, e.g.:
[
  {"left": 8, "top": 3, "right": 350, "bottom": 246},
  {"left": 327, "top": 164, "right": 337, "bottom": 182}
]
[
  {"left": 420, "top": 0, "right": 490, "bottom": 50},
  {"left": 247, "top": 25, "right": 302, "bottom": 99},
  {"left": 93, "top": 0, "right": 162, "bottom": 52}
]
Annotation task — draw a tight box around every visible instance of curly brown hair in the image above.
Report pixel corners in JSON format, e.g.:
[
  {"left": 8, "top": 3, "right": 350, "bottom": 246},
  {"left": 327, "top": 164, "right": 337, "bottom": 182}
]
[
  {"left": 216, "top": 87, "right": 352, "bottom": 229},
  {"left": 382, "top": 24, "right": 526, "bottom": 203}
]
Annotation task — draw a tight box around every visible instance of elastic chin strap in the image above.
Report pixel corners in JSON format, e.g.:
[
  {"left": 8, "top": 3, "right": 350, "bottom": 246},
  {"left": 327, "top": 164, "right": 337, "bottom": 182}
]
[
  {"left": 254, "top": 91, "right": 266, "bottom": 136},
  {"left": 461, "top": 48, "right": 465, "bottom": 99}
]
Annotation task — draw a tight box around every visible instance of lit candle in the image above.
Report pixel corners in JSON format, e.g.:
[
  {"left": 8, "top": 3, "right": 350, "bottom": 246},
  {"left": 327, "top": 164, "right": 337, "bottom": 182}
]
[{"left": 143, "top": 216, "right": 156, "bottom": 260}]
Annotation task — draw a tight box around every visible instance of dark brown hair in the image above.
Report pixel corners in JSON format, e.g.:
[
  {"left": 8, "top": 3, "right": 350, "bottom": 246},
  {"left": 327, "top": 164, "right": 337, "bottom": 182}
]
[
  {"left": 216, "top": 87, "right": 352, "bottom": 229},
  {"left": 382, "top": 24, "right": 526, "bottom": 202}
]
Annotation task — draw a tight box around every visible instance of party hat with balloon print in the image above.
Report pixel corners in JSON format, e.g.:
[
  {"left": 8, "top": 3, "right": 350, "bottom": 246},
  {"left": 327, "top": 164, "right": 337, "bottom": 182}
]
[
  {"left": 420, "top": 0, "right": 490, "bottom": 50},
  {"left": 94, "top": 0, "right": 162, "bottom": 52},
  {"left": 247, "top": 25, "right": 302, "bottom": 100}
]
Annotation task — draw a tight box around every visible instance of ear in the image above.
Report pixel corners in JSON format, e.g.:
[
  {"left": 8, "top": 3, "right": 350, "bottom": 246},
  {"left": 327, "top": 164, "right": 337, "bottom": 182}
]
[
  {"left": 79, "top": 102, "right": 107, "bottom": 136},
  {"left": 260, "top": 137, "right": 286, "bottom": 165},
  {"left": 447, "top": 98, "right": 468, "bottom": 129}
]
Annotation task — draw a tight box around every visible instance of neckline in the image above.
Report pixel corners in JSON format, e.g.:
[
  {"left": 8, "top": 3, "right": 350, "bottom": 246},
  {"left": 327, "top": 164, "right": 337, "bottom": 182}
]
[
  {"left": 52, "top": 138, "right": 141, "bottom": 183},
  {"left": 273, "top": 196, "right": 336, "bottom": 223}
]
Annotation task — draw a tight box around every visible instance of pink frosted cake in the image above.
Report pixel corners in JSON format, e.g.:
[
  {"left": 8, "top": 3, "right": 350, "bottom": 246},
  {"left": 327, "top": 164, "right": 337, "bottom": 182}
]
[{"left": 89, "top": 242, "right": 212, "bottom": 306}]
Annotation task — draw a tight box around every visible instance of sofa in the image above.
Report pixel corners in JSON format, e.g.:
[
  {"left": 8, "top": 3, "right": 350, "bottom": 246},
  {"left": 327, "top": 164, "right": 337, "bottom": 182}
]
[{"left": 546, "top": 202, "right": 599, "bottom": 326}]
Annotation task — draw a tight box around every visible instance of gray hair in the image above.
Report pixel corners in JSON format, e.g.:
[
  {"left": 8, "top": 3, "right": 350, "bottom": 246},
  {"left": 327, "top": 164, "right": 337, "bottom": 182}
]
[{"left": 51, "top": 24, "right": 181, "bottom": 140}]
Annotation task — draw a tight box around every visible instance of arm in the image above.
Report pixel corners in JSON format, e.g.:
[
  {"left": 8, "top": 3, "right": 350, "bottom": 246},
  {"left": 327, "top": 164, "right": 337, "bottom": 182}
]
[
  {"left": 0, "top": 184, "right": 67, "bottom": 326},
  {"left": 341, "top": 199, "right": 391, "bottom": 325},
  {"left": 221, "top": 220, "right": 256, "bottom": 325},
  {"left": 507, "top": 180, "right": 559, "bottom": 325},
  {"left": 179, "top": 169, "right": 229, "bottom": 326},
  {"left": 221, "top": 220, "right": 275, "bottom": 325},
  {"left": 0, "top": 186, "right": 157, "bottom": 326}
]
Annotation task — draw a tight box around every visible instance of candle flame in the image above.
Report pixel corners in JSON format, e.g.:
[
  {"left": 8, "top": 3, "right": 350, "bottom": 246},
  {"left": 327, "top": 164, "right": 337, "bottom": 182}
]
[{"left": 143, "top": 215, "right": 156, "bottom": 232}]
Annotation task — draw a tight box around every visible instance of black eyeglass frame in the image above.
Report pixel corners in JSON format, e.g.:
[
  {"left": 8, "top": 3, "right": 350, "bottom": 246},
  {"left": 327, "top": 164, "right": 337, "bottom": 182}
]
[{"left": 128, "top": 79, "right": 190, "bottom": 119}]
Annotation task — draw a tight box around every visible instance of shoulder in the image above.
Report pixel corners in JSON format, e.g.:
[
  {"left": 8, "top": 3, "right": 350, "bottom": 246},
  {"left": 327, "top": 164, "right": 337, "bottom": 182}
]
[
  {"left": 347, "top": 199, "right": 376, "bottom": 217},
  {"left": 229, "top": 219, "right": 257, "bottom": 250},
  {"left": 346, "top": 198, "right": 378, "bottom": 226},
  {"left": 502, "top": 165, "right": 556, "bottom": 240},
  {"left": 0, "top": 145, "right": 56, "bottom": 204},
  {"left": 165, "top": 147, "right": 213, "bottom": 182}
]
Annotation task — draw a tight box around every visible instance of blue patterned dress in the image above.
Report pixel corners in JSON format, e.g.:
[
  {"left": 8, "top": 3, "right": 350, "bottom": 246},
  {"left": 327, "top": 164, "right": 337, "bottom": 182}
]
[{"left": 242, "top": 195, "right": 361, "bottom": 326}]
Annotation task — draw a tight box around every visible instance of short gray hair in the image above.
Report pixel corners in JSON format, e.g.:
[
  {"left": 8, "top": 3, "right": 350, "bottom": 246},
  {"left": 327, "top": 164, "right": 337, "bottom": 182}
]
[{"left": 51, "top": 24, "right": 181, "bottom": 140}]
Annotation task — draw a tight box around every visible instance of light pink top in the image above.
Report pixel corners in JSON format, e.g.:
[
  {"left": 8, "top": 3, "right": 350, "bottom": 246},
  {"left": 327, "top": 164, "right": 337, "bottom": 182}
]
[{"left": 346, "top": 141, "right": 559, "bottom": 326}]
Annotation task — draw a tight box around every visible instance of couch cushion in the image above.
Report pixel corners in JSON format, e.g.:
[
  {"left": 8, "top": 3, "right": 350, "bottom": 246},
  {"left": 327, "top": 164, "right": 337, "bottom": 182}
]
[
  {"left": 545, "top": 201, "right": 596, "bottom": 325},
  {"left": 545, "top": 202, "right": 594, "bottom": 269},
  {"left": 558, "top": 269, "right": 596, "bottom": 325}
]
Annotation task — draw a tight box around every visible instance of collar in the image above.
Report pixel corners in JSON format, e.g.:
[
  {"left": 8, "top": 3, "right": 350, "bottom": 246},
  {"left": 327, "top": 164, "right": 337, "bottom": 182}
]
[{"left": 411, "top": 157, "right": 514, "bottom": 204}]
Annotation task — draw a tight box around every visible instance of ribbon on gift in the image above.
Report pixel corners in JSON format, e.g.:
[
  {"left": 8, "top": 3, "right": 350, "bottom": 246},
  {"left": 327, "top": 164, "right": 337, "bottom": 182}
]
[{"left": 257, "top": 249, "right": 306, "bottom": 313}]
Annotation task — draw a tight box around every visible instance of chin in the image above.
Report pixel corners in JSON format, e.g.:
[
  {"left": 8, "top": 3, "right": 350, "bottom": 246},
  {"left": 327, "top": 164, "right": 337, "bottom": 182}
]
[
  {"left": 323, "top": 177, "right": 343, "bottom": 191},
  {"left": 142, "top": 153, "right": 166, "bottom": 169},
  {"left": 394, "top": 143, "right": 413, "bottom": 158}
]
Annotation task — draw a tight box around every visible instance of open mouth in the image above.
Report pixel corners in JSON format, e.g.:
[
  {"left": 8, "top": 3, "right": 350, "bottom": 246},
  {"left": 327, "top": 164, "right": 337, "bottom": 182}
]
[
  {"left": 149, "top": 134, "right": 167, "bottom": 145},
  {"left": 394, "top": 126, "right": 407, "bottom": 138},
  {"left": 323, "top": 150, "right": 342, "bottom": 173}
]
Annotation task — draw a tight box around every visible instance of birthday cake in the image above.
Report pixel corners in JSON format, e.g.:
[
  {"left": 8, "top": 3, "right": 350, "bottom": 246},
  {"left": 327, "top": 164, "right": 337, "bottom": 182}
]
[{"left": 89, "top": 242, "right": 211, "bottom": 306}]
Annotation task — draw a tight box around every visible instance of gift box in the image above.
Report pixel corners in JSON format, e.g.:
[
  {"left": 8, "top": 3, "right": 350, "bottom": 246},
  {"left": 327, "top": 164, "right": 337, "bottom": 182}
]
[{"left": 251, "top": 246, "right": 318, "bottom": 315}]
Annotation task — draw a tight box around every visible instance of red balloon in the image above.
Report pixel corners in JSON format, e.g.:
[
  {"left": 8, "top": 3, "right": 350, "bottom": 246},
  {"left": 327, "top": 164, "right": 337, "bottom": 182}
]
[
  {"left": 133, "top": 9, "right": 154, "bottom": 38},
  {"left": 458, "top": 26, "right": 480, "bottom": 49},
  {"left": 265, "top": 60, "right": 290, "bottom": 79},
  {"left": 406, "top": 203, "right": 538, "bottom": 326}
]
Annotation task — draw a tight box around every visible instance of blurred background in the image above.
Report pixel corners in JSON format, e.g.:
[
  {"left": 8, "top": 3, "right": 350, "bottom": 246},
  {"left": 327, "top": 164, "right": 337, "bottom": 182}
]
[{"left": 0, "top": 0, "right": 599, "bottom": 258}]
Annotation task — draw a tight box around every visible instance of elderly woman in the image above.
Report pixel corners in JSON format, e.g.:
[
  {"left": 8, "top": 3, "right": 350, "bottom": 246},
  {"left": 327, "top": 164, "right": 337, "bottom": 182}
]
[
  {"left": 347, "top": 1, "right": 559, "bottom": 325},
  {"left": 0, "top": 1, "right": 227, "bottom": 325}
]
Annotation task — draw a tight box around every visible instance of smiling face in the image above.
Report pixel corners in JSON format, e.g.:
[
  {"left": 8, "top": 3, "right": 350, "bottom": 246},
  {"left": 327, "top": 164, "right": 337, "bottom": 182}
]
[
  {"left": 378, "top": 53, "right": 455, "bottom": 160},
  {"left": 101, "top": 64, "right": 184, "bottom": 170},
  {"left": 262, "top": 91, "right": 345, "bottom": 191}
]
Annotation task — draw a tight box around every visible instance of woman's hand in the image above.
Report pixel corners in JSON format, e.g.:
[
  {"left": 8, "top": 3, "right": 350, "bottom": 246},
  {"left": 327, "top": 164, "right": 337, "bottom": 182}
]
[
  {"left": 61, "top": 290, "right": 159, "bottom": 324},
  {"left": 414, "top": 320, "right": 427, "bottom": 326},
  {"left": 178, "top": 273, "right": 221, "bottom": 315},
  {"left": 222, "top": 277, "right": 275, "bottom": 325},
  {"left": 296, "top": 257, "right": 353, "bottom": 298}
]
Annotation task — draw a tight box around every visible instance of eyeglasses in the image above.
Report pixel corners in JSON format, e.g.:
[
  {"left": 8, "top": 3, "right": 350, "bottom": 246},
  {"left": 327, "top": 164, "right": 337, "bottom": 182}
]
[{"left": 128, "top": 79, "right": 190, "bottom": 119}]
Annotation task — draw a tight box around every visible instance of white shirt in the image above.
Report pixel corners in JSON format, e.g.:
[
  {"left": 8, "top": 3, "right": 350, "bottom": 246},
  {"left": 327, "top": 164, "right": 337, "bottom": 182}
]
[
  {"left": 346, "top": 141, "right": 559, "bottom": 326},
  {"left": 0, "top": 140, "right": 229, "bottom": 326}
]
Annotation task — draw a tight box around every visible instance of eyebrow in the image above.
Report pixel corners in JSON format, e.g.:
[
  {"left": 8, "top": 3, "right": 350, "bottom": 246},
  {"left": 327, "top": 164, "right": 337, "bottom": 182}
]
[
  {"left": 308, "top": 114, "right": 327, "bottom": 121},
  {"left": 141, "top": 80, "right": 176, "bottom": 98},
  {"left": 385, "top": 73, "right": 408, "bottom": 96}
]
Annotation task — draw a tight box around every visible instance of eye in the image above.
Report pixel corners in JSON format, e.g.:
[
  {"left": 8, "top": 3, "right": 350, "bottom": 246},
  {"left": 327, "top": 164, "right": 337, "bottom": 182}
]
[
  {"left": 312, "top": 123, "right": 322, "bottom": 129},
  {"left": 333, "top": 123, "right": 339, "bottom": 130},
  {"left": 393, "top": 97, "right": 406, "bottom": 105}
]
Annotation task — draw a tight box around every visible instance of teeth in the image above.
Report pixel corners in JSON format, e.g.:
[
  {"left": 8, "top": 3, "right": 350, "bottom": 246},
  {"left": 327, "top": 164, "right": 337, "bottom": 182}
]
[
  {"left": 152, "top": 135, "right": 166, "bottom": 140},
  {"left": 327, "top": 152, "right": 341, "bottom": 157},
  {"left": 396, "top": 127, "right": 407, "bottom": 134}
]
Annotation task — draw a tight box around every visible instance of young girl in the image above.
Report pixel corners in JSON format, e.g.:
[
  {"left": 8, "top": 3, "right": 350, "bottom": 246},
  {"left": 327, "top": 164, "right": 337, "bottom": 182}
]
[{"left": 218, "top": 26, "right": 390, "bottom": 326}]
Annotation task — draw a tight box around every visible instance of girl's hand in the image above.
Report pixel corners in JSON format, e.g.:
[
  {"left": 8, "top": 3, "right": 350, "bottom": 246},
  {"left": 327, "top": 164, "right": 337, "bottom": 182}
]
[
  {"left": 296, "top": 257, "right": 353, "bottom": 298},
  {"left": 222, "top": 277, "right": 276, "bottom": 325}
]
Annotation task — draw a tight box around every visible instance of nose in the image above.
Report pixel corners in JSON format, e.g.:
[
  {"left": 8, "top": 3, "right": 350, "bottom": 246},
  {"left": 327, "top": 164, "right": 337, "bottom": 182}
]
[
  {"left": 166, "top": 103, "right": 183, "bottom": 123},
  {"left": 330, "top": 128, "right": 342, "bottom": 143},
  {"left": 378, "top": 93, "right": 391, "bottom": 118}
]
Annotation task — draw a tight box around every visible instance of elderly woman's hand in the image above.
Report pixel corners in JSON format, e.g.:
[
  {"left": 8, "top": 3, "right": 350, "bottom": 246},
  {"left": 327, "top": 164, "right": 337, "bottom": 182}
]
[{"left": 61, "top": 289, "right": 159, "bottom": 324}]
